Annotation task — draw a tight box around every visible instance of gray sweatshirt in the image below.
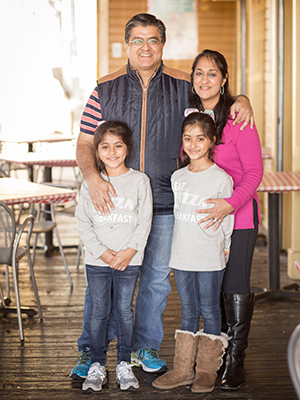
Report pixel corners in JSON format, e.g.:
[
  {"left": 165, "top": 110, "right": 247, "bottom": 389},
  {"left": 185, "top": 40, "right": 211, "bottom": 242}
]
[
  {"left": 169, "top": 164, "right": 234, "bottom": 271},
  {"left": 75, "top": 168, "right": 153, "bottom": 267}
]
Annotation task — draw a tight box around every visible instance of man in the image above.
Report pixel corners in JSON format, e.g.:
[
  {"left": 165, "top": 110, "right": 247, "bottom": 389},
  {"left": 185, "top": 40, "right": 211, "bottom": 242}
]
[{"left": 70, "top": 12, "right": 253, "bottom": 380}]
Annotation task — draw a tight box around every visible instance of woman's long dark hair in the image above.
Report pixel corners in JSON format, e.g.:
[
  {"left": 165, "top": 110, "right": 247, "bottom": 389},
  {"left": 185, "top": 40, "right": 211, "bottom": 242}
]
[
  {"left": 189, "top": 49, "right": 235, "bottom": 144},
  {"left": 94, "top": 121, "right": 133, "bottom": 175}
]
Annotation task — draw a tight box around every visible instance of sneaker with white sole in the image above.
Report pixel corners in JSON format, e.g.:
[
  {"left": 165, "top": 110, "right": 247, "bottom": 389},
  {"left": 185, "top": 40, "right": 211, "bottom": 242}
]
[
  {"left": 131, "top": 348, "right": 168, "bottom": 373},
  {"left": 69, "top": 349, "right": 91, "bottom": 380},
  {"left": 82, "top": 362, "right": 107, "bottom": 392},
  {"left": 116, "top": 361, "right": 139, "bottom": 390}
]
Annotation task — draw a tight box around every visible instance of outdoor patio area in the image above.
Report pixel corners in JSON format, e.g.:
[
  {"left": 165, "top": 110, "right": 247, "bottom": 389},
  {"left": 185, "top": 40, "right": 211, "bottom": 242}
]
[{"left": 0, "top": 221, "right": 299, "bottom": 399}]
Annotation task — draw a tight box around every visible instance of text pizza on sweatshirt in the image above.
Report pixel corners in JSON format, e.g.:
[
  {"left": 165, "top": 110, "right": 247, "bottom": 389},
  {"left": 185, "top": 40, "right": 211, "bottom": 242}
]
[{"left": 75, "top": 168, "right": 153, "bottom": 267}]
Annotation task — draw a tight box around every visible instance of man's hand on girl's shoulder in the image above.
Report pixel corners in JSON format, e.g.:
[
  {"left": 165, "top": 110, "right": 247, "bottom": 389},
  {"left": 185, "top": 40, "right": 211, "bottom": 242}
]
[{"left": 88, "top": 174, "right": 117, "bottom": 215}]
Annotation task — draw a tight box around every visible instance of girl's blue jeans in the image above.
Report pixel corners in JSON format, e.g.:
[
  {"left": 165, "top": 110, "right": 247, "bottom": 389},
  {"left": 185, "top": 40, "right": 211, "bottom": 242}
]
[
  {"left": 174, "top": 269, "right": 224, "bottom": 335},
  {"left": 79, "top": 215, "right": 175, "bottom": 353},
  {"left": 86, "top": 264, "right": 139, "bottom": 365}
]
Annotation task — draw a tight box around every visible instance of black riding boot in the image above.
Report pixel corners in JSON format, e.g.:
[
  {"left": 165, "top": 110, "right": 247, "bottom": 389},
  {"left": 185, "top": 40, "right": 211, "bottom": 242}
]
[
  {"left": 220, "top": 290, "right": 227, "bottom": 334},
  {"left": 216, "top": 291, "right": 228, "bottom": 385},
  {"left": 220, "top": 292, "right": 254, "bottom": 389}
]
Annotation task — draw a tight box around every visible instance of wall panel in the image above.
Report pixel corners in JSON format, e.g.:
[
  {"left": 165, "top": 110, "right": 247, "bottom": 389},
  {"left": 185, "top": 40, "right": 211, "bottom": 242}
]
[
  {"left": 109, "top": 0, "right": 147, "bottom": 72},
  {"left": 198, "top": 1, "right": 237, "bottom": 93},
  {"left": 100, "top": 0, "right": 236, "bottom": 92}
]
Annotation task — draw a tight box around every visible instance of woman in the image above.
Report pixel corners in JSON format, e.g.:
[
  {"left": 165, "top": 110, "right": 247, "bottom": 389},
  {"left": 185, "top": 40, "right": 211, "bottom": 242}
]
[{"left": 190, "top": 49, "right": 263, "bottom": 389}]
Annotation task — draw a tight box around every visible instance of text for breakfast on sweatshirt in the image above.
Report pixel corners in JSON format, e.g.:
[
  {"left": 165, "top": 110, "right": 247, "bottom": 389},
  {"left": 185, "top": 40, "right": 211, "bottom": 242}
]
[
  {"left": 91, "top": 196, "right": 134, "bottom": 224},
  {"left": 173, "top": 181, "right": 212, "bottom": 224}
]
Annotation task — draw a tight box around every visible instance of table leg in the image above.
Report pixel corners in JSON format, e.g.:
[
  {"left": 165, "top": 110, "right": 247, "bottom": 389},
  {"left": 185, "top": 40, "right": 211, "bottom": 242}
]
[
  {"left": 28, "top": 142, "right": 34, "bottom": 181},
  {"left": 44, "top": 167, "right": 54, "bottom": 253},
  {"left": 268, "top": 193, "right": 280, "bottom": 290},
  {"left": 255, "top": 192, "right": 300, "bottom": 302}
]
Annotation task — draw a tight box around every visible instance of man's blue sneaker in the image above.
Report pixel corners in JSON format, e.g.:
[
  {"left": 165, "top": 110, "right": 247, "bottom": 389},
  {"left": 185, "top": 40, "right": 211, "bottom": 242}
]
[
  {"left": 131, "top": 348, "right": 168, "bottom": 373},
  {"left": 69, "top": 350, "right": 91, "bottom": 380}
]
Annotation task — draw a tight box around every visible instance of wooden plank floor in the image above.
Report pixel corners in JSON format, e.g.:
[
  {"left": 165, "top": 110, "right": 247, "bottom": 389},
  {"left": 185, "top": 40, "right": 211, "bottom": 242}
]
[{"left": 1, "top": 220, "right": 300, "bottom": 399}]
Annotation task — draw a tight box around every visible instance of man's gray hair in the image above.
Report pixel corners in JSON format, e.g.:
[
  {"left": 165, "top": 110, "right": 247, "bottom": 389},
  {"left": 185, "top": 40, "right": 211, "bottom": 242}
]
[{"left": 124, "top": 13, "right": 166, "bottom": 44}]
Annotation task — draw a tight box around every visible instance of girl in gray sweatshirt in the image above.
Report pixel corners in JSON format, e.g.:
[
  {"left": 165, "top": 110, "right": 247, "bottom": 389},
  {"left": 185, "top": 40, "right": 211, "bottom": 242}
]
[
  {"left": 76, "top": 121, "right": 152, "bottom": 392},
  {"left": 153, "top": 111, "right": 234, "bottom": 393}
]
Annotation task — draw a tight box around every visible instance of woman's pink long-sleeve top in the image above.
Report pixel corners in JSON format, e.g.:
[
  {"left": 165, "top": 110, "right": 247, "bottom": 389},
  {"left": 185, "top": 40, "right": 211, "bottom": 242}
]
[{"left": 213, "top": 119, "right": 263, "bottom": 230}]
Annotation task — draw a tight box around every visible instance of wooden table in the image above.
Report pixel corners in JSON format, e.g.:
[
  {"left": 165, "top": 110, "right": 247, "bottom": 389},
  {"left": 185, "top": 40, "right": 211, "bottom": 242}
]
[
  {"left": 0, "top": 177, "right": 76, "bottom": 206},
  {"left": 0, "top": 132, "right": 75, "bottom": 151},
  {"left": 0, "top": 151, "right": 78, "bottom": 249},
  {"left": 256, "top": 171, "right": 300, "bottom": 300},
  {"left": 0, "top": 133, "right": 75, "bottom": 181},
  {"left": 0, "top": 151, "right": 77, "bottom": 167},
  {"left": 0, "top": 176, "right": 77, "bottom": 251},
  {"left": 0, "top": 178, "right": 76, "bottom": 315},
  {"left": 0, "top": 150, "right": 77, "bottom": 182},
  {"left": 0, "top": 177, "right": 76, "bottom": 255}
]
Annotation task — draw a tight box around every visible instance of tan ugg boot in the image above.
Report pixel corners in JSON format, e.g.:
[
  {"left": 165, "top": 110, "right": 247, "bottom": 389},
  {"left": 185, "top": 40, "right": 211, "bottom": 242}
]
[
  {"left": 191, "top": 330, "right": 228, "bottom": 393},
  {"left": 152, "top": 330, "right": 198, "bottom": 389}
]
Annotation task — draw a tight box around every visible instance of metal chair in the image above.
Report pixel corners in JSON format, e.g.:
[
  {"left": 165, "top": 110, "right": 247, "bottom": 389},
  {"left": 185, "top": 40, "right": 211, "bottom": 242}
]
[
  {"left": 288, "top": 323, "right": 300, "bottom": 399},
  {"left": 0, "top": 164, "right": 9, "bottom": 177},
  {"left": 0, "top": 201, "right": 43, "bottom": 343},
  {"left": 49, "top": 183, "right": 83, "bottom": 269},
  {"left": 14, "top": 182, "right": 75, "bottom": 288},
  {"left": 26, "top": 200, "right": 74, "bottom": 288},
  {"left": 0, "top": 166, "right": 11, "bottom": 299}
]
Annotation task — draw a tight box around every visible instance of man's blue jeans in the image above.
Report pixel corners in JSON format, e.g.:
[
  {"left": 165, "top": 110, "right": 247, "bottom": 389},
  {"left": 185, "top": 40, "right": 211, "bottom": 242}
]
[
  {"left": 133, "top": 215, "right": 174, "bottom": 351},
  {"left": 77, "top": 214, "right": 174, "bottom": 354},
  {"left": 174, "top": 269, "right": 224, "bottom": 335},
  {"left": 86, "top": 264, "right": 139, "bottom": 364}
]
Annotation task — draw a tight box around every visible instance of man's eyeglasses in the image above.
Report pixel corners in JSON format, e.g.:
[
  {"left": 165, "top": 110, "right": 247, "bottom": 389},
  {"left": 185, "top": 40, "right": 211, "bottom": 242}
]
[{"left": 128, "top": 38, "right": 161, "bottom": 48}]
